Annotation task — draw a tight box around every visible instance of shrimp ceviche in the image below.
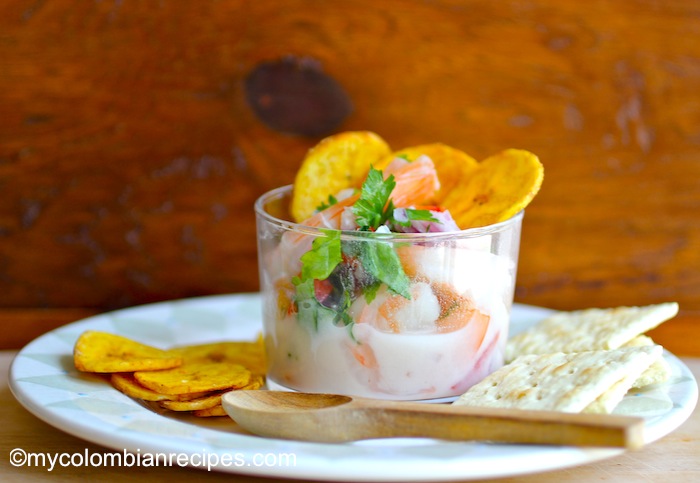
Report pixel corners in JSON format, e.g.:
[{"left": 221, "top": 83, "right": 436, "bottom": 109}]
[{"left": 255, "top": 132, "right": 542, "bottom": 400}]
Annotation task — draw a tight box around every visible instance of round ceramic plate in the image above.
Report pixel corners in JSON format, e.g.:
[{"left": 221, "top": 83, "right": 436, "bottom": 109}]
[{"left": 9, "top": 294, "right": 698, "bottom": 481}]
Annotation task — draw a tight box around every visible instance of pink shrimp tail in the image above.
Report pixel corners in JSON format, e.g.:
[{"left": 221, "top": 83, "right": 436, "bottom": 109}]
[{"left": 383, "top": 155, "right": 440, "bottom": 207}]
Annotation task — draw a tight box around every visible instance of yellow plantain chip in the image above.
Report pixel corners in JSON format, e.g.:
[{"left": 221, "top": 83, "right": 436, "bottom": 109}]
[
  {"left": 158, "top": 374, "right": 265, "bottom": 412},
  {"left": 160, "top": 391, "right": 225, "bottom": 411},
  {"left": 375, "top": 143, "right": 479, "bottom": 203},
  {"left": 193, "top": 404, "right": 228, "bottom": 418},
  {"left": 134, "top": 361, "right": 251, "bottom": 395},
  {"left": 290, "top": 131, "right": 391, "bottom": 222},
  {"left": 110, "top": 373, "right": 210, "bottom": 402},
  {"left": 167, "top": 338, "right": 266, "bottom": 376},
  {"left": 240, "top": 374, "right": 265, "bottom": 390},
  {"left": 443, "top": 148, "right": 544, "bottom": 229},
  {"left": 74, "top": 331, "right": 183, "bottom": 373},
  {"left": 189, "top": 376, "right": 265, "bottom": 417}
]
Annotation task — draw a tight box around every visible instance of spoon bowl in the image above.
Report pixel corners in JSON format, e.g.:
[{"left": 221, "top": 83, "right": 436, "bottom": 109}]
[{"left": 229, "top": 391, "right": 353, "bottom": 412}]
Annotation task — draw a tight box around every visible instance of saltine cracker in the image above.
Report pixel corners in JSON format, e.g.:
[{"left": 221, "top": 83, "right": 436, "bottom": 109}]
[
  {"left": 506, "top": 303, "right": 678, "bottom": 362},
  {"left": 453, "top": 345, "right": 661, "bottom": 414}
]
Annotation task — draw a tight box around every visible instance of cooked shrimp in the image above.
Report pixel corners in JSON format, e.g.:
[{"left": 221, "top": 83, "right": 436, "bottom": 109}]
[
  {"left": 351, "top": 283, "right": 441, "bottom": 333},
  {"left": 347, "top": 339, "right": 378, "bottom": 368},
  {"left": 383, "top": 155, "right": 440, "bottom": 208},
  {"left": 297, "top": 189, "right": 359, "bottom": 232}
]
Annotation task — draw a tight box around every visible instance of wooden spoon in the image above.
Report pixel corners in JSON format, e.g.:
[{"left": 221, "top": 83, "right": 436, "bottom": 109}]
[{"left": 222, "top": 390, "right": 645, "bottom": 448}]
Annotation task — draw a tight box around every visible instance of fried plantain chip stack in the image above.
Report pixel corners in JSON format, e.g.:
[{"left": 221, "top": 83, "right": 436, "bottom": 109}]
[
  {"left": 73, "top": 331, "right": 266, "bottom": 417},
  {"left": 290, "top": 131, "right": 544, "bottom": 229}
]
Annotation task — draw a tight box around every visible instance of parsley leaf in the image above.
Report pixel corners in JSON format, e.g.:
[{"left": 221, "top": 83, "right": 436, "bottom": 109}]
[
  {"left": 351, "top": 165, "right": 439, "bottom": 231},
  {"left": 352, "top": 167, "right": 396, "bottom": 230},
  {"left": 360, "top": 238, "right": 411, "bottom": 299},
  {"left": 299, "top": 229, "right": 342, "bottom": 281},
  {"left": 293, "top": 229, "right": 347, "bottom": 331}
]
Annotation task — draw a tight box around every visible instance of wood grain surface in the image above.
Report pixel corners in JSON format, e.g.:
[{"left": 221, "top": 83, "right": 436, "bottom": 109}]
[{"left": 1, "top": 1, "right": 699, "bottom": 349}]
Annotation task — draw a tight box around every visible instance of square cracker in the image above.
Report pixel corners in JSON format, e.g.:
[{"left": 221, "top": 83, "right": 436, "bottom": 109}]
[
  {"left": 622, "top": 336, "right": 672, "bottom": 388},
  {"left": 453, "top": 345, "right": 662, "bottom": 414},
  {"left": 505, "top": 302, "right": 678, "bottom": 363}
]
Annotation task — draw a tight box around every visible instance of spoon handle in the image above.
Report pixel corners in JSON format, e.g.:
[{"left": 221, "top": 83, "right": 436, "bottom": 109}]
[{"left": 354, "top": 400, "right": 644, "bottom": 448}]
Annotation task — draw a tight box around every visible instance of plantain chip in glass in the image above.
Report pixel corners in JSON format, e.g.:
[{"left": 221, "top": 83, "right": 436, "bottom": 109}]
[
  {"left": 375, "top": 143, "right": 479, "bottom": 203},
  {"left": 290, "top": 131, "right": 391, "bottom": 222},
  {"left": 443, "top": 149, "right": 544, "bottom": 229},
  {"left": 73, "top": 331, "right": 183, "bottom": 373},
  {"left": 134, "top": 361, "right": 251, "bottom": 395}
]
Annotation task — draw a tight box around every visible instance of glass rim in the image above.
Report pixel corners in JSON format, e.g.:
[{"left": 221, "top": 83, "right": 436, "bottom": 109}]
[{"left": 254, "top": 184, "right": 524, "bottom": 241}]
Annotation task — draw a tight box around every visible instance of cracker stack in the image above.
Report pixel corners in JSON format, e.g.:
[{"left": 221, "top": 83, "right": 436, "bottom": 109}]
[{"left": 454, "top": 303, "right": 679, "bottom": 414}]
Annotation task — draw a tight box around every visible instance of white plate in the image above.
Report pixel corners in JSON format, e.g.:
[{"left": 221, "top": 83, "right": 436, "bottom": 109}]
[{"left": 9, "top": 294, "right": 698, "bottom": 481}]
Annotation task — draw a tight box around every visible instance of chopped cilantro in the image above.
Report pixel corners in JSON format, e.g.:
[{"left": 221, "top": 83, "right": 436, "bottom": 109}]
[
  {"left": 393, "top": 208, "right": 438, "bottom": 227},
  {"left": 293, "top": 278, "right": 323, "bottom": 331},
  {"left": 315, "top": 194, "right": 338, "bottom": 212},
  {"left": 362, "top": 280, "right": 381, "bottom": 305}
]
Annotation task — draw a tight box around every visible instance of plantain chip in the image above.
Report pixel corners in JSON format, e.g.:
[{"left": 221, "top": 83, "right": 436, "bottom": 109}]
[
  {"left": 110, "top": 373, "right": 210, "bottom": 402},
  {"left": 167, "top": 338, "right": 266, "bottom": 377},
  {"left": 442, "top": 148, "right": 544, "bottom": 229},
  {"left": 193, "top": 404, "right": 228, "bottom": 418},
  {"left": 159, "top": 391, "right": 225, "bottom": 411},
  {"left": 74, "top": 331, "right": 182, "bottom": 373},
  {"left": 158, "top": 374, "right": 265, "bottom": 411},
  {"left": 134, "top": 361, "right": 251, "bottom": 395},
  {"left": 240, "top": 373, "right": 266, "bottom": 390},
  {"left": 290, "top": 131, "right": 391, "bottom": 222},
  {"left": 376, "top": 143, "right": 479, "bottom": 203}
]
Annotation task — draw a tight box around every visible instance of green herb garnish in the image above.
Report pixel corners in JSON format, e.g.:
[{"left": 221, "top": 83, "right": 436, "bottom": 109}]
[
  {"left": 351, "top": 166, "right": 437, "bottom": 230},
  {"left": 292, "top": 229, "right": 343, "bottom": 330},
  {"left": 359, "top": 240, "right": 411, "bottom": 299},
  {"left": 292, "top": 165, "right": 445, "bottom": 333},
  {"left": 393, "top": 208, "right": 439, "bottom": 227},
  {"left": 352, "top": 167, "right": 396, "bottom": 230},
  {"left": 292, "top": 278, "right": 331, "bottom": 331},
  {"left": 298, "top": 229, "right": 342, "bottom": 281},
  {"left": 315, "top": 194, "right": 338, "bottom": 212}
]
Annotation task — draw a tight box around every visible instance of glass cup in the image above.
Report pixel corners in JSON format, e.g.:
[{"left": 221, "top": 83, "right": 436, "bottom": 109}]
[{"left": 255, "top": 185, "right": 522, "bottom": 401}]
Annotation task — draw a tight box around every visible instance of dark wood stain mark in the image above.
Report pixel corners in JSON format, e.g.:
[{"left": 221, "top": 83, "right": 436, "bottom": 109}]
[{"left": 244, "top": 56, "right": 353, "bottom": 137}]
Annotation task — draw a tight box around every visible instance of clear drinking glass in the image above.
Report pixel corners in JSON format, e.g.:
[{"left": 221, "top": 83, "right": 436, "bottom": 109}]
[{"left": 255, "top": 185, "right": 522, "bottom": 401}]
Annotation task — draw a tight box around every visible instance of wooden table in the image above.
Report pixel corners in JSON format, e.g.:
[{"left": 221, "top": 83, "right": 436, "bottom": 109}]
[{"left": 2, "top": 349, "right": 698, "bottom": 482}]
